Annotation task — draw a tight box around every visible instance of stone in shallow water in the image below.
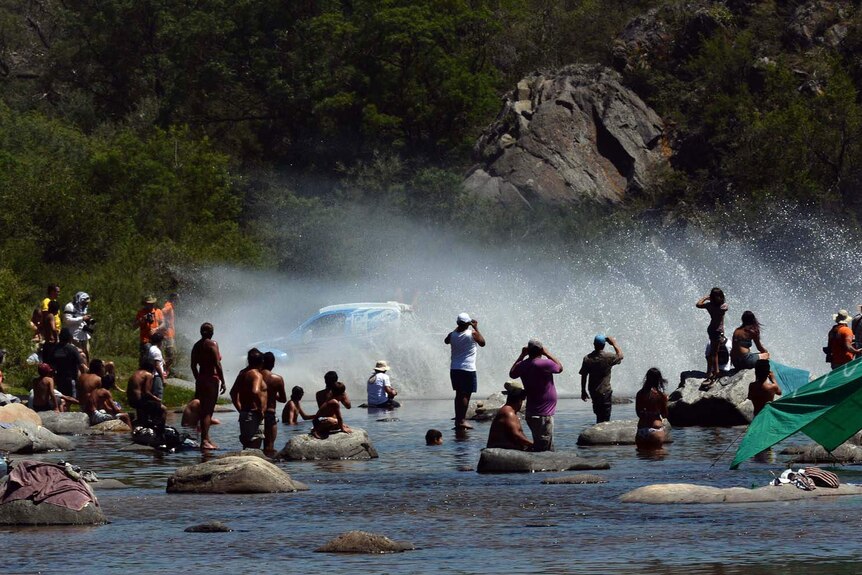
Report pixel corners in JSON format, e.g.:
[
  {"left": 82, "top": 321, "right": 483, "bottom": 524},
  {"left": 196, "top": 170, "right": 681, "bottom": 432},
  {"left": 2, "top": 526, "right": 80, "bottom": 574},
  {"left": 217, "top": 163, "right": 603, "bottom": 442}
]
[
  {"left": 542, "top": 474, "right": 608, "bottom": 485},
  {"left": 476, "top": 448, "right": 611, "bottom": 474},
  {"left": 315, "top": 530, "right": 414, "bottom": 554},
  {"left": 39, "top": 412, "right": 91, "bottom": 435},
  {"left": 667, "top": 369, "right": 754, "bottom": 427},
  {"left": 0, "top": 421, "right": 74, "bottom": 453},
  {"left": 577, "top": 419, "right": 672, "bottom": 446},
  {"left": 90, "top": 479, "right": 130, "bottom": 490},
  {"left": 0, "top": 403, "right": 41, "bottom": 426},
  {"left": 166, "top": 455, "right": 308, "bottom": 494},
  {"left": 0, "top": 500, "right": 107, "bottom": 525},
  {"left": 277, "top": 428, "right": 378, "bottom": 461},
  {"left": 185, "top": 520, "right": 232, "bottom": 533},
  {"left": 89, "top": 419, "right": 132, "bottom": 433},
  {"left": 620, "top": 482, "right": 862, "bottom": 504}
]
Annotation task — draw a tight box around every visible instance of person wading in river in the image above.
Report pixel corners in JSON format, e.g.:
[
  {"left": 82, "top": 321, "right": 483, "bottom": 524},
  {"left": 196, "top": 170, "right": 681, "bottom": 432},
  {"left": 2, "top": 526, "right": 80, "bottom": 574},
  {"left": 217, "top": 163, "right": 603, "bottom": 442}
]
[
  {"left": 486, "top": 380, "right": 533, "bottom": 451},
  {"left": 261, "top": 352, "right": 287, "bottom": 456},
  {"left": 445, "top": 313, "right": 485, "bottom": 429},
  {"left": 190, "top": 322, "right": 225, "bottom": 450},
  {"left": 579, "top": 334, "right": 624, "bottom": 424},
  {"left": 509, "top": 339, "right": 563, "bottom": 451}
]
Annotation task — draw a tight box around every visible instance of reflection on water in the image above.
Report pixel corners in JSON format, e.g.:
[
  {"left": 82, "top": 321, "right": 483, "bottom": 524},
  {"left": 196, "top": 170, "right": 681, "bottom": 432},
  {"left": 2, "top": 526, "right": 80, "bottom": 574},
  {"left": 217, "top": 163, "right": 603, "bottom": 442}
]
[{"left": 4, "top": 399, "right": 862, "bottom": 574}]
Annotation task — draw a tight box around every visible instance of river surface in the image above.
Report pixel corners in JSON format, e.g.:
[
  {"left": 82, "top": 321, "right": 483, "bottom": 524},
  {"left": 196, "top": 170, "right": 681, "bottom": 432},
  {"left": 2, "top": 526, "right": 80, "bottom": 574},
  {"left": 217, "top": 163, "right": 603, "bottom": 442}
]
[{"left": 3, "top": 398, "right": 862, "bottom": 574}]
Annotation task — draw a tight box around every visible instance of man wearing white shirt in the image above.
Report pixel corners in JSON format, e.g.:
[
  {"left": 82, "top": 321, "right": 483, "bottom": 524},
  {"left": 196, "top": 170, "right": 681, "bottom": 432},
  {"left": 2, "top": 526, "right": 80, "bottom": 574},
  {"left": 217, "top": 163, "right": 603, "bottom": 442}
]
[{"left": 444, "top": 312, "right": 485, "bottom": 429}]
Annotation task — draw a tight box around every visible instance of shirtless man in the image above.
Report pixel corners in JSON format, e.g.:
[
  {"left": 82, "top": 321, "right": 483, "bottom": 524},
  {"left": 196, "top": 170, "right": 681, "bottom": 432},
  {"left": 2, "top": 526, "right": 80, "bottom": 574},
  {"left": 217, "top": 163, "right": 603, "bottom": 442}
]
[
  {"left": 181, "top": 399, "right": 222, "bottom": 428},
  {"left": 230, "top": 349, "right": 266, "bottom": 449},
  {"left": 261, "top": 352, "right": 287, "bottom": 455},
  {"left": 31, "top": 363, "right": 59, "bottom": 412},
  {"left": 77, "top": 359, "right": 106, "bottom": 414},
  {"left": 748, "top": 359, "right": 782, "bottom": 416},
  {"left": 486, "top": 381, "right": 533, "bottom": 450},
  {"left": 311, "top": 382, "right": 353, "bottom": 439},
  {"left": 89, "top": 385, "right": 132, "bottom": 428},
  {"left": 127, "top": 360, "right": 167, "bottom": 431},
  {"left": 191, "top": 322, "right": 226, "bottom": 450},
  {"left": 316, "top": 371, "right": 352, "bottom": 409},
  {"left": 282, "top": 386, "right": 312, "bottom": 425}
]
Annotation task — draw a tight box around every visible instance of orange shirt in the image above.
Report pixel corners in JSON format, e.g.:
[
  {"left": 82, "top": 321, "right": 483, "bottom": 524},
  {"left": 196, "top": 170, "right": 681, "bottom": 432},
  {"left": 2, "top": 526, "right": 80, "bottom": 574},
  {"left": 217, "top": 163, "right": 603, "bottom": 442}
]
[
  {"left": 136, "top": 308, "right": 164, "bottom": 343},
  {"left": 829, "top": 324, "right": 855, "bottom": 367},
  {"left": 162, "top": 302, "right": 175, "bottom": 339}
]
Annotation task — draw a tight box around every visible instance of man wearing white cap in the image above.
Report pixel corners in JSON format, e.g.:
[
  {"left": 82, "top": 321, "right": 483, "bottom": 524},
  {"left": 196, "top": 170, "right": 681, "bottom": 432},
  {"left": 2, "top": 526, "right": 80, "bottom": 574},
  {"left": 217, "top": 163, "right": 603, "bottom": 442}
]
[
  {"left": 444, "top": 312, "right": 486, "bottom": 429},
  {"left": 367, "top": 360, "right": 399, "bottom": 409},
  {"left": 828, "top": 310, "right": 860, "bottom": 369}
]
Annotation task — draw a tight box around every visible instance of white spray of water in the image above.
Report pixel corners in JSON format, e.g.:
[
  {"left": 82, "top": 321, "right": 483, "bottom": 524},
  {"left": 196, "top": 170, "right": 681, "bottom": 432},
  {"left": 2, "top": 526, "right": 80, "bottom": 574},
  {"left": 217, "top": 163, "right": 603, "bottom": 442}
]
[{"left": 178, "top": 204, "right": 862, "bottom": 401}]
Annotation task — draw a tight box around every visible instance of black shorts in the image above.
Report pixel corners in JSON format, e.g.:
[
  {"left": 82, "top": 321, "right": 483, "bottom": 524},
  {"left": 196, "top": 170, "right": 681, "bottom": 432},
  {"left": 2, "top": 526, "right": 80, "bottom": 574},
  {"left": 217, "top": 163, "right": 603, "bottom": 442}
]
[{"left": 450, "top": 369, "right": 477, "bottom": 394}]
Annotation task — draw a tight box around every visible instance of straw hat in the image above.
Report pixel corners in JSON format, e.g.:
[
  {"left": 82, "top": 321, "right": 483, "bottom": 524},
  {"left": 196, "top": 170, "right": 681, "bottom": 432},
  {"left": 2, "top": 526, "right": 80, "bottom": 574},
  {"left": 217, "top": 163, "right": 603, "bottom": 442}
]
[
  {"left": 834, "top": 309, "right": 852, "bottom": 325},
  {"left": 374, "top": 360, "right": 390, "bottom": 372}
]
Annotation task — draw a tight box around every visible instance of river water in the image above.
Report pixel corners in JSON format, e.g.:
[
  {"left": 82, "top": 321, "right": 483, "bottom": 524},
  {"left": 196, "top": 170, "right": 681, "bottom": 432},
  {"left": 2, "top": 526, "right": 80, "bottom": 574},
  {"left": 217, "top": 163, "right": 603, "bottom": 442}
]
[{"left": 3, "top": 398, "right": 862, "bottom": 574}]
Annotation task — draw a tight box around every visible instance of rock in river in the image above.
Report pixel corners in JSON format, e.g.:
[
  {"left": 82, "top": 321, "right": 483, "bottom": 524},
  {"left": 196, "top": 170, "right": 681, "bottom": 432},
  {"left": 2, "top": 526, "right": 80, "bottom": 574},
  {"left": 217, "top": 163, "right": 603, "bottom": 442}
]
[
  {"left": 620, "top": 482, "right": 862, "bottom": 504},
  {"left": 0, "top": 403, "right": 41, "bottom": 426},
  {"left": 476, "top": 448, "right": 610, "bottom": 474},
  {"left": 316, "top": 530, "right": 415, "bottom": 554},
  {"left": 0, "top": 499, "right": 107, "bottom": 525},
  {"left": 667, "top": 369, "right": 754, "bottom": 427},
  {"left": 38, "top": 412, "right": 91, "bottom": 435},
  {"left": 185, "top": 520, "right": 232, "bottom": 533},
  {"left": 577, "top": 418, "right": 672, "bottom": 445},
  {"left": 277, "top": 429, "right": 378, "bottom": 461},
  {"left": 166, "top": 456, "right": 309, "bottom": 494},
  {"left": 0, "top": 421, "right": 74, "bottom": 453}
]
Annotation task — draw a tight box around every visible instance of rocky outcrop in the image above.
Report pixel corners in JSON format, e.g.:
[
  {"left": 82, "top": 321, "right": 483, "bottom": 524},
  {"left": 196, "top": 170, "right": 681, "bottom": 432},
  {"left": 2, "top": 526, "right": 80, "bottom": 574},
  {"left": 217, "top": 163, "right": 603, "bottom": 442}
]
[
  {"left": 465, "top": 64, "right": 667, "bottom": 207},
  {"left": 467, "top": 393, "right": 506, "bottom": 421},
  {"left": 542, "top": 474, "right": 608, "bottom": 485},
  {"left": 577, "top": 418, "right": 673, "bottom": 445},
  {"left": 786, "top": 443, "right": 862, "bottom": 465},
  {"left": 476, "top": 448, "right": 611, "bottom": 474},
  {"left": 0, "top": 421, "right": 74, "bottom": 453},
  {"left": 315, "top": 531, "right": 415, "bottom": 554},
  {"left": 0, "top": 499, "right": 107, "bottom": 525},
  {"left": 787, "top": 1, "right": 853, "bottom": 50},
  {"left": 185, "top": 521, "right": 233, "bottom": 533},
  {"left": 39, "top": 412, "right": 91, "bottom": 435},
  {"left": 278, "top": 429, "right": 378, "bottom": 461},
  {"left": 0, "top": 403, "right": 41, "bottom": 426},
  {"left": 620, "top": 482, "right": 862, "bottom": 504},
  {"left": 89, "top": 420, "right": 132, "bottom": 433},
  {"left": 667, "top": 369, "right": 753, "bottom": 427},
  {"left": 166, "top": 456, "right": 309, "bottom": 494}
]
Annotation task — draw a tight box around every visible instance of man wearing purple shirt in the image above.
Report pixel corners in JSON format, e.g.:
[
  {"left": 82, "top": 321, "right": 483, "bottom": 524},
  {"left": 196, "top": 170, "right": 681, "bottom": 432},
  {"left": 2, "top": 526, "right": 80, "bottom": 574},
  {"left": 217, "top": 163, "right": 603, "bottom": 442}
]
[{"left": 508, "top": 339, "right": 563, "bottom": 452}]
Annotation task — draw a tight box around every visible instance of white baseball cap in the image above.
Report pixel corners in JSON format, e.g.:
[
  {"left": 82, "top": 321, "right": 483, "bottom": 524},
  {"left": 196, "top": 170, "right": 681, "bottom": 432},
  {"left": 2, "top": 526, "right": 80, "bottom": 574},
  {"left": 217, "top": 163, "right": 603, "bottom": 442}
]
[{"left": 457, "top": 312, "right": 472, "bottom": 324}]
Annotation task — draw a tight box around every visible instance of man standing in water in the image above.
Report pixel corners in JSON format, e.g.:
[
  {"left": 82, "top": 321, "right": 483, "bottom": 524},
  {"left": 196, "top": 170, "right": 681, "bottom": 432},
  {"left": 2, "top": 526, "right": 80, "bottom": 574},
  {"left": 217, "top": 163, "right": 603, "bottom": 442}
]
[
  {"left": 828, "top": 310, "right": 861, "bottom": 370},
  {"left": 444, "top": 313, "right": 485, "bottom": 429},
  {"left": 261, "top": 352, "right": 287, "bottom": 455},
  {"left": 230, "top": 348, "right": 266, "bottom": 449},
  {"left": 509, "top": 339, "right": 563, "bottom": 451},
  {"left": 579, "top": 334, "right": 624, "bottom": 423},
  {"left": 190, "top": 322, "right": 225, "bottom": 450}
]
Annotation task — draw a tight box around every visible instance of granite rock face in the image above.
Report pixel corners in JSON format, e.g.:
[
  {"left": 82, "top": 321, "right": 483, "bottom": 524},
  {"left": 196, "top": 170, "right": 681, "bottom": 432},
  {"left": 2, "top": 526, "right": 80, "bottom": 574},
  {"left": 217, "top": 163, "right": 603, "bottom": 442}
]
[
  {"left": 577, "top": 418, "right": 673, "bottom": 445},
  {"left": 277, "top": 429, "right": 378, "bottom": 461},
  {"left": 667, "top": 369, "right": 753, "bottom": 427},
  {"left": 166, "top": 456, "right": 309, "bottom": 494},
  {"left": 476, "top": 448, "right": 611, "bottom": 474},
  {"left": 0, "top": 421, "right": 74, "bottom": 453}
]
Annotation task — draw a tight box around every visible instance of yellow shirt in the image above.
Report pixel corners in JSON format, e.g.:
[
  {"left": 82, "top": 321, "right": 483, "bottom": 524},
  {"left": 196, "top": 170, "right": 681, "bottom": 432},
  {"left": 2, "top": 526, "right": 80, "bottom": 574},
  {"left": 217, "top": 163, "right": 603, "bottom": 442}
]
[{"left": 41, "top": 297, "right": 61, "bottom": 331}]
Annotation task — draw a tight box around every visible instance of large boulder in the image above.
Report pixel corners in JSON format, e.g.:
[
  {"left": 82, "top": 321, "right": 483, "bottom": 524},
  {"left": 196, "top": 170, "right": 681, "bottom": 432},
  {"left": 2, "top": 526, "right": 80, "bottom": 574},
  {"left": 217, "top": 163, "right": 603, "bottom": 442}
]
[
  {"left": 278, "top": 429, "right": 378, "bottom": 461},
  {"left": 620, "top": 482, "right": 862, "bottom": 504},
  {"left": 786, "top": 443, "right": 862, "bottom": 465},
  {"left": 166, "top": 455, "right": 308, "bottom": 494},
  {"left": 667, "top": 369, "right": 753, "bottom": 427},
  {"left": 39, "top": 412, "right": 91, "bottom": 435},
  {"left": 476, "top": 448, "right": 611, "bottom": 474},
  {"left": 315, "top": 531, "right": 415, "bottom": 554},
  {"left": 465, "top": 64, "right": 667, "bottom": 207},
  {"left": 0, "top": 499, "right": 106, "bottom": 525},
  {"left": 0, "top": 403, "right": 41, "bottom": 426},
  {"left": 89, "top": 419, "right": 132, "bottom": 433},
  {"left": 577, "top": 418, "right": 673, "bottom": 445},
  {"left": 466, "top": 393, "right": 506, "bottom": 421},
  {"left": 0, "top": 421, "right": 74, "bottom": 453},
  {"left": 787, "top": 0, "right": 853, "bottom": 49}
]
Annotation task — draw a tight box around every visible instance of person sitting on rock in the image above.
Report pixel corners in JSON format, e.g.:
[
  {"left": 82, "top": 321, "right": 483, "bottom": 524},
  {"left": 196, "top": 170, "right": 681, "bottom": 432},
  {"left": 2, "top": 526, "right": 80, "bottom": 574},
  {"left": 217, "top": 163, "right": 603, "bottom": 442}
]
[
  {"left": 181, "top": 398, "right": 222, "bottom": 429},
  {"left": 31, "top": 363, "right": 59, "bottom": 412},
  {"left": 748, "top": 359, "right": 782, "bottom": 416},
  {"left": 366, "top": 360, "right": 399, "bottom": 409},
  {"left": 731, "top": 311, "right": 769, "bottom": 370},
  {"left": 486, "top": 381, "right": 533, "bottom": 451},
  {"left": 425, "top": 429, "right": 443, "bottom": 446},
  {"left": 127, "top": 359, "right": 167, "bottom": 433},
  {"left": 311, "top": 382, "right": 353, "bottom": 439},
  {"left": 282, "top": 386, "right": 312, "bottom": 425},
  {"left": 635, "top": 368, "right": 668, "bottom": 451},
  {"left": 89, "top": 383, "right": 133, "bottom": 428},
  {"left": 316, "top": 370, "right": 351, "bottom": 409}
]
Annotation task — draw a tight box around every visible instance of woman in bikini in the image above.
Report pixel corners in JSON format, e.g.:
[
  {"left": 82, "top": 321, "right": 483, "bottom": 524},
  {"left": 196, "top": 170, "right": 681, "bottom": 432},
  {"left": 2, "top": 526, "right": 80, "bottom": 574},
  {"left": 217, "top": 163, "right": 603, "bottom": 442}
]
[
  {"left": 635, "top": 368, "right": 668, "bottom": 451},
  {"left": 731, "top": 311, "right": 769, "bottom": 370},
  {"left": 696, "top": 287, "right": 728, "bottom": 381}
]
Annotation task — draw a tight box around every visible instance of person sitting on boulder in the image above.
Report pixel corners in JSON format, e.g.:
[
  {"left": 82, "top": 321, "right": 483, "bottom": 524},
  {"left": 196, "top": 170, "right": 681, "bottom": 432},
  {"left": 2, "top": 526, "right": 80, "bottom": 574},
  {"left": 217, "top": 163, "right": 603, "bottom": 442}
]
[
  {"left": 731, "top": 311, "right": 770, "bottom": 370},
  {"left": 486, "top": 381, "right": 533, "bottom": 451},
  {"left": 635, "top": 368, "right": 669, "bottom": 451},
  {"left": 282, "top": 386, "right": 312, "bottom": 425},
  {"left": 31, "top": 363, "right": 59, "bottom": 412},
  {"left": 79, "top": 359, "right": 132, "bottom": 427},
  {"left": 697, "top": 287, "right": 729, "bottom": 381},
  {"left": 181, "top": 398, "right": 222, "bottom": 429},
  {"left": 311, "top": 382, "right": 353, "bottom": 439},
  {"left": 127, "top": 359, "right": 167, "bottom": 432},
  {"left": 425, "top": 429, "right": 443, "bottom": 446},
  {"left": 316, "top": 370, "right": 351, "bottom": 409},
  {"left": 748, "top": 359, "right": 782, "bottom": 416},
  {"left": 366, "top": 360, "right": 399, "bottom": 409}
]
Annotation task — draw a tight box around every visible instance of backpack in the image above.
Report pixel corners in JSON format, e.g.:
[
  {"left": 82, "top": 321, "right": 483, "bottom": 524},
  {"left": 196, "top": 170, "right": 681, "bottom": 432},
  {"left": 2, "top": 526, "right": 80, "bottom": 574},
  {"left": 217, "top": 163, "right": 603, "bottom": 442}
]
[{"left": 803, "top": 467, "right": 840, "bottom": 488}]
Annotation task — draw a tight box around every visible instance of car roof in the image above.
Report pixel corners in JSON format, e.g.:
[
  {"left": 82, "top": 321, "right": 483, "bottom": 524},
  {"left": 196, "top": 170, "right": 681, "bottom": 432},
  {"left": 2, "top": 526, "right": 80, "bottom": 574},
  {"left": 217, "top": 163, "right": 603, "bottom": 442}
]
[{"left": 317, "top": 301, "right": 413, "bottom": 314}]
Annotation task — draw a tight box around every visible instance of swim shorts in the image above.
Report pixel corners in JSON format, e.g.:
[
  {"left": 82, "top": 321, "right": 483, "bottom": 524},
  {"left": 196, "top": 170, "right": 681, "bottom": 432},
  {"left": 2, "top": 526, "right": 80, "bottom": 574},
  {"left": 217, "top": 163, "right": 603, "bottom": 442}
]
[
  {"left": 89, "top": 409, "right": 117, "bottom": 425},
  {"left": 450, "top": 369, "right": 477, "bottom": 394},
  {"left": 732, "top": 352, "right": 761, "bottom": 370},
  {"left": 238, "top": 410, "right": 264, "bottom": 444},
  {"left": 264, "top": 411, "right": 277, "bottom": 427}
]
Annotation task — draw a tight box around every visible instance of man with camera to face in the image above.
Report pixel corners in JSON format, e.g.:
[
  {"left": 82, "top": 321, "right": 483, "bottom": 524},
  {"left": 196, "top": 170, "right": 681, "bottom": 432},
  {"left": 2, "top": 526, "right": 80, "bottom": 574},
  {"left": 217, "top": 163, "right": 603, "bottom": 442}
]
[
  {"left": 132, "top": 295, "right": 166, "bottom": 362},
  {"left": 63, "top": 291, "right": 94, "bottom": 362}
]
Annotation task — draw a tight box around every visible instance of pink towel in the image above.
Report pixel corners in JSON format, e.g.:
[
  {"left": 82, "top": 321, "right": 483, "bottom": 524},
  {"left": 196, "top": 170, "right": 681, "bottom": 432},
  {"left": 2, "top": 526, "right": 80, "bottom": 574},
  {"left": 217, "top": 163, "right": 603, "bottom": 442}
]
[{"left": 0, "top": 460, "right": 97, "bottom": 511}]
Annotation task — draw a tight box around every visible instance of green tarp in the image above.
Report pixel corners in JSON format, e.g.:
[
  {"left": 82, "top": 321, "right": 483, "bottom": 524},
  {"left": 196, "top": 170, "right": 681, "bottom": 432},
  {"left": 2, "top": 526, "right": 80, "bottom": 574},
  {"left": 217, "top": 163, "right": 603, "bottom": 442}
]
[
  {"left": 771, "top": 361, "right": 810, "bottom": 394},
  {"left": 731, "top": 357, "right": 862, "bottom": 469}
]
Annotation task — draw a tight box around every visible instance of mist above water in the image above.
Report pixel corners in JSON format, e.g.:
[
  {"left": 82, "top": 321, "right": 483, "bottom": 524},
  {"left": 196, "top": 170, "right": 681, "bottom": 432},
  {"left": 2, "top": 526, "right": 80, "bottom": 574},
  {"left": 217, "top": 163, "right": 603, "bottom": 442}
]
[{"left": 180, "top": 203, "right": 862, "bottom": 400}]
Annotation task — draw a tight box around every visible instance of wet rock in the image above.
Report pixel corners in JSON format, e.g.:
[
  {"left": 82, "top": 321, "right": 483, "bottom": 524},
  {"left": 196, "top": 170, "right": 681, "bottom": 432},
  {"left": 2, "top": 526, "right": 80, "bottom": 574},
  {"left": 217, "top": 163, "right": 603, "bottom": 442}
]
[
  {"left": 577, "top": 419, "right": 673, "bottom": 445},
  {"left": 278, "top": 429, "right": 378, "bottom": 461},
  {"left": 787, "top": 443, "right": 862, "bottom": 465},
  {"left": 0, "top": 421, "right": 74, "bottom": 453},
  {"left": 215, "top": 449, "right": 270, "bottom": 460},
  {"left": 90, "top": 479, "right": 130, "bottom": 490},
  {"left": 476, "top": 448, "right": 611, "bottom": 474},
  {"left": 542, "top": 474, "right": 608, "bottom": 485},
  {"left": 466, "top": 64, "right": 667, "bottom": 207},
  {"left": 466, "top": 393, "right": 506, "bottom": 421},
  {"left": 315, "top": 530, "right": 415, "bottom": 554},
  {"left": 39, "top": 412, "right": 91, "bottom": 435},
  {"left": 0, "top": 500, "right": 107, "bottom": 525},
  {"left": 620, "top": 482, "right": 862, "bottom": 504},
  {"left": 611, "top": 396, "right": 633, "bottom": 405},
  {"left": 185, "top": 520, "right": 232, "bottom": 533},
  {"left": 166, "top": 455, "right": 308, "bottom": 494},
  {"left": 667, "top": 369, "right": 753, "bottom": 427},
  {"left": 89, "top": 420, "right": 132, "bottom": 433},
  {"left": 0, "top": 403, "right": 41, "bottom": 426}
]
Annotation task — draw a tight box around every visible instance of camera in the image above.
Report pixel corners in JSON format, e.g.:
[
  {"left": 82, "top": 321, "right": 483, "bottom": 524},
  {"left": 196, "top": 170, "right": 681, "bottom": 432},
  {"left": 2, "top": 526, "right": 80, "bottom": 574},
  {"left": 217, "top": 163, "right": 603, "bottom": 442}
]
[
  {"left": 82, "top": 317, "right": 96, "bottom": 334},
  {"left": 145, "top": 312, "right": 155, "bottom": 323}
]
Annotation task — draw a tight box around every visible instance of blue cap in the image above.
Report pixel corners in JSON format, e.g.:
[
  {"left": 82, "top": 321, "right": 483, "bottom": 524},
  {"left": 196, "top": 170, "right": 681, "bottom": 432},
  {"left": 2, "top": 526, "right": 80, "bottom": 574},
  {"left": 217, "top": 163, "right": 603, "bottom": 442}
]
[{"left": 594, "top": 334, "right": 607, "bottom": 346}]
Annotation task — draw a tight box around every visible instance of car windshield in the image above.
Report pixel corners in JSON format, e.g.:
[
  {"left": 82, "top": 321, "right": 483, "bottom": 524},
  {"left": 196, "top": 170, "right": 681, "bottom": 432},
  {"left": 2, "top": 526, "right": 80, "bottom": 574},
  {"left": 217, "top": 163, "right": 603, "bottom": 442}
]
[{"left": 304, "top": 313, "right": 346, "bottom": 339}]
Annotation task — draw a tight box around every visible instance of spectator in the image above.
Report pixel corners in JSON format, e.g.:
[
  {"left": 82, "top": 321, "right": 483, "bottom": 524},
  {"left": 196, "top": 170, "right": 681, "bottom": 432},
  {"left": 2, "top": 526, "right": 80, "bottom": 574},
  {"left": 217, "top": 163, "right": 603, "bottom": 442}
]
[
  {"left": 39, "top": 300, "right": 61, "bottom": 359},
  {"left": 47, "top": 328, "right": 87, "bottom": 398},
  {"left": 444, "top": 313, "right": 486, "bottom": 430},
  {"left": 509, "top": 339, "right": 563, "bottom": 452},
  {"left": 148, "top": 332, "right": 168, "bottom": 400},
  {"left": 827, "top": 309, "right": 860, "bottom": 370},
  {"left": 161, "top": 293, "right": 178, "bottom": 373},
  {"left": 63, "top": 292, "right": 93, "bottom": 362},
  {"left": 131, "top": 295, "right": 165, "bottom": 362},
  {"left": 579, "top": 334, "right": 624, "bottom": 423}
]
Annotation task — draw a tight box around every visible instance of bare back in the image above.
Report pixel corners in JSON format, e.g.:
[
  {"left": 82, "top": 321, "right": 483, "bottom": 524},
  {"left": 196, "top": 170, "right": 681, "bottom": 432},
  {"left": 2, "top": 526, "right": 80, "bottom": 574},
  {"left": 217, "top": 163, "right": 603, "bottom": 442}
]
[
  {"left": 191, "top": 338, "right": 222, "bottom": 382},
  {"left": 127, "top": 370, "right": 153, "bottom": 404},
  {"left": 636, "top": 388, "right": 668, "bottom": 429},
  {"left": 236, "top": 369, "right": 265, "bottom": 413},
  {"left": 33, "top": 376, "right": 57, "bottom": 409},
  {"left": 262, "top": 370, "right": 286, "bottom": 412},
  {"left": 77, "top": 373, "right": 102, "bottom": 414}
]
